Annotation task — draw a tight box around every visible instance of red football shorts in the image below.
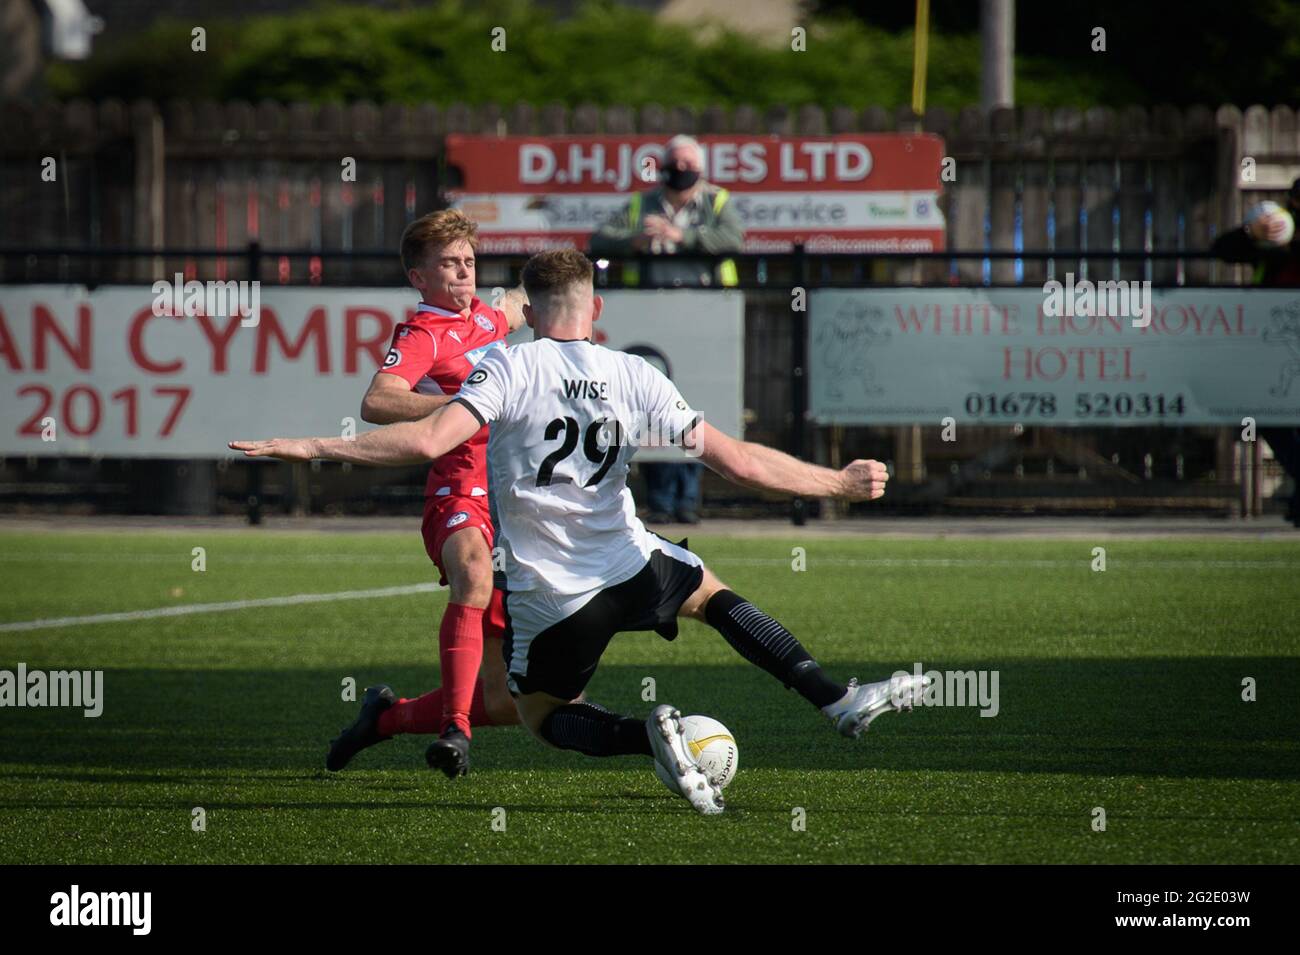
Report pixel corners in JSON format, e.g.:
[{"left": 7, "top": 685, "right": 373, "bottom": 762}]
[
  {"left": 420, "top": 495, "right": 507, "bottom": 638},
  {"left": 421, "top": 493, "right": 494, "bottom": 586}
]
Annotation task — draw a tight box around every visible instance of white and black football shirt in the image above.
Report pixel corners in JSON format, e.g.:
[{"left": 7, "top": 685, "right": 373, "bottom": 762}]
[{"left": 454, "top": 338, "right": 700, "bottom": 594}]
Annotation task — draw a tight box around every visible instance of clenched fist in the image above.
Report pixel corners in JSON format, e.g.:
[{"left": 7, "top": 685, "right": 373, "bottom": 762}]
[{"left": 838, "top": 458, "right": 889, "bottom": 500}]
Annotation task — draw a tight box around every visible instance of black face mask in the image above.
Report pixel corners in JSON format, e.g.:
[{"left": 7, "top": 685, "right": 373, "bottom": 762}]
[{"left": 662, "top": 165, "right": 700, "bottom": 191}]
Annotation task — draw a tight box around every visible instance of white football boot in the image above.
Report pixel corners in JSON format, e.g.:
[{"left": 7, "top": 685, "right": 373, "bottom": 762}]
[
  {"left": 647, "top": 705, "right": 725, "bottom": 815},
  {"left": 823, "top": 672, "right": 932, "bottom": 738}
]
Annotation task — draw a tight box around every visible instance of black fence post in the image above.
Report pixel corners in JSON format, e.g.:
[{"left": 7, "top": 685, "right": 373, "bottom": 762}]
[
  {"left": 246, "top": 240, "right": 262, "bottom": 284},
  {"left": 791, "top": 241, "right": 808, "bottom": 527},
  {"left": 247, "top": 463, "right": 263, "bottom": 526}
]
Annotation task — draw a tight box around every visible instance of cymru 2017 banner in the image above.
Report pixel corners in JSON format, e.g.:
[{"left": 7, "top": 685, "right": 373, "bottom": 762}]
[
  {"left": 809, "top": 288, "right": 1300, "bottom": 425},
  {"left": 0, "top": 287, "right": 743, "bottom": 457}
]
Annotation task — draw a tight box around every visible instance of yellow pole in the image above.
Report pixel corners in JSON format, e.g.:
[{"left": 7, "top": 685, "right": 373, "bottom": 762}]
[{"left": 912, "top": 0, "right": 930, "bottom": 117}]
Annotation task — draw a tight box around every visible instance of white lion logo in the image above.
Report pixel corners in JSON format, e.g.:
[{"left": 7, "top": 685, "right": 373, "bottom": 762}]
[{"left": 1264, "top": 301, "right": 1300, "bottom": 397}]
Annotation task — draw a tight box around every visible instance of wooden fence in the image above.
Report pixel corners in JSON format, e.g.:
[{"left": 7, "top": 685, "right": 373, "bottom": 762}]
[{"left": 3, "top": 99, "right": 1299, "bottom": 286}]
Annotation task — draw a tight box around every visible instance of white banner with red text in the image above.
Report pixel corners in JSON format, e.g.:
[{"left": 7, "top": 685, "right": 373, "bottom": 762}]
[
  {"left": 0, "top": 287, "right": 743, "bottom": 458},
  {"left": 810, "top": 288, "right": 1300, "bottom": 425}
]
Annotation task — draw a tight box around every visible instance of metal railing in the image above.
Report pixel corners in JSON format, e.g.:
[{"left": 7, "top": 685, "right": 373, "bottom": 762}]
[{"left": 0, "top": 243, "right": 1232, "bottom": 289}]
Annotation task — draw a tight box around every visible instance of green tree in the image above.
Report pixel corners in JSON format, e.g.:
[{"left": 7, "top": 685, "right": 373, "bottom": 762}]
[{"left": 47, "top": 0, "right": 1144, "bottom": 108}]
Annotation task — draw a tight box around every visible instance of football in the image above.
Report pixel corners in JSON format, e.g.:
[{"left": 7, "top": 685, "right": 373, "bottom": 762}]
[
  {"left": 1246, "top": 200, "right": 1295, "bottom": 247},
  {"left": 654, "top": 714, "right": 739, "bottom": 790}
]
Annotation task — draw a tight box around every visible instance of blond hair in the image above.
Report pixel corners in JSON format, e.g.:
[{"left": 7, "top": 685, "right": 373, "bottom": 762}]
[{"left": 400, "top": 209, "right": 479, "bottom": 272}]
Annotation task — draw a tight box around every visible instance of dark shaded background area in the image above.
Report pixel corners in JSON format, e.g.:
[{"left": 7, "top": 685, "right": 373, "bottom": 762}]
[{"left": 827, "top": 0, "right": 1300, "bottom": 106}]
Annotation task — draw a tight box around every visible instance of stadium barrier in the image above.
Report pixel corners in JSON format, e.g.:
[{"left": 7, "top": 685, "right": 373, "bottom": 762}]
[
  {"left": 4, "top": 94, "right": 1296, "bottom": 521},
  {"left": 0, "top": 246, "right": 1287, "bottom": 522}
]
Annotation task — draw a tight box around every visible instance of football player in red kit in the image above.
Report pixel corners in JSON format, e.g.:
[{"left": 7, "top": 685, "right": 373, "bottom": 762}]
[{"left": 325, "top": 209, "right": 526, "bottom": 778}]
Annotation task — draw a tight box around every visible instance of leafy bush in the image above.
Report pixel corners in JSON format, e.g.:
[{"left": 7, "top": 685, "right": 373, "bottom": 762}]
[{"left": 48, "top": 0, "right": 1139, "bottom": 108}]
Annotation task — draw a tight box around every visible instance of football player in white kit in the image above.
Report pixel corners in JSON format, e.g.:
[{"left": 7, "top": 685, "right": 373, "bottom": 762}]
[{"left": 232, "top": 250, "right": 929, "bottom": 815}]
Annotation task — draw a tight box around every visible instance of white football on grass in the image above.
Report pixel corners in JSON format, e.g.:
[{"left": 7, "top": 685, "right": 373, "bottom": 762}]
[{"left": 653, "top": 714, "right": 739, "bottom": 790}]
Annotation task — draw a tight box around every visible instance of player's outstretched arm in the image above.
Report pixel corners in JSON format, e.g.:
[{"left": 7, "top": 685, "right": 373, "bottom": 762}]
[
  {"left": 230, "top": 401, "right": 482, "bottom": 467},
  {"left": 692, "top": 420, "right": 888, "bottom": 501},
  {"left": 360, "top": 372, "right": 454, "bottom": 424}
]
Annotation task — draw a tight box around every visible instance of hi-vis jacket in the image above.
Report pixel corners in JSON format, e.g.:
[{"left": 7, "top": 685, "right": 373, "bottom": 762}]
[{"left": 589, "top": 183, "right": 744, "bottom": 287}]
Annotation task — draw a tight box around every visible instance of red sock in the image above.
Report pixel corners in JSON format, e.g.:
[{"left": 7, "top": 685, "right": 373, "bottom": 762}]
[
  {"left": 377, "top": 680, "right": 495, "bottom": 737},
  {"left": 439, "top": 602, "right": 485, "bottom": 737},
  {"left": 484, "top": 588, "right": 506, "bottom": 643},
  {"left": 465, "top": 681, "right": 493, "bottom": 727}
]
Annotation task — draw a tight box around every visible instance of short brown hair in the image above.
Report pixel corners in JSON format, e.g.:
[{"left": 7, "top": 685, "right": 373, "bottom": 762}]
[
  {"left": 400, "top": 209, "right": 478, "bottom": 272},
  {"left": 521, "top": 248, "right": 594, "bottom": 299}
]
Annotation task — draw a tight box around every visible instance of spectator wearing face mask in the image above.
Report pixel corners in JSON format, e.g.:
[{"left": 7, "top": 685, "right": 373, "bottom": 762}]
[
  {"left": 591, "top": 135, "right": 745, "bottom": 526},
  {"left": 1211, "top": 178, "right": 1300, "bottom": 527},
  {"left": 590, "top": 134, "right": 744, "bottom": 288}
]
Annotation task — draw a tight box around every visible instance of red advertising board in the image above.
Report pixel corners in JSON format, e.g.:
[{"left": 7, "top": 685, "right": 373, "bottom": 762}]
[{"left": 445, "top": 134, "right": 946, "bottom": 254}]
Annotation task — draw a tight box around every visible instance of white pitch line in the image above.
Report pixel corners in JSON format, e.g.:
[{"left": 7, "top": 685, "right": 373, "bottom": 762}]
[
  {"left": 2, "top": 556, "right": 1293, "bottom": 635},
  {"left": 0, "top": 582, "right": 440, "bottom": 634},
  {"left": 0, "top": 552, "right": 422, "bottom": 565}
]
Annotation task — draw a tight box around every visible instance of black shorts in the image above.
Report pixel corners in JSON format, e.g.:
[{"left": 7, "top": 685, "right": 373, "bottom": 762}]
[{"left": 501, "top": 536, "right": 704, "bottom": 700}]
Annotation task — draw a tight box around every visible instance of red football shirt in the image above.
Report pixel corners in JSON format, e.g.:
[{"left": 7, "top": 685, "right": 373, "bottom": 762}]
[{"left": 380, "top": 297, "right": 509, "bottom": 497}]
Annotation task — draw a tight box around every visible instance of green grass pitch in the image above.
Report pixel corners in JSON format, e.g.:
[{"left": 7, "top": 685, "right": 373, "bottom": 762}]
[{"left": 1, "top": 529, "right": 1297, "bottom": 864}]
